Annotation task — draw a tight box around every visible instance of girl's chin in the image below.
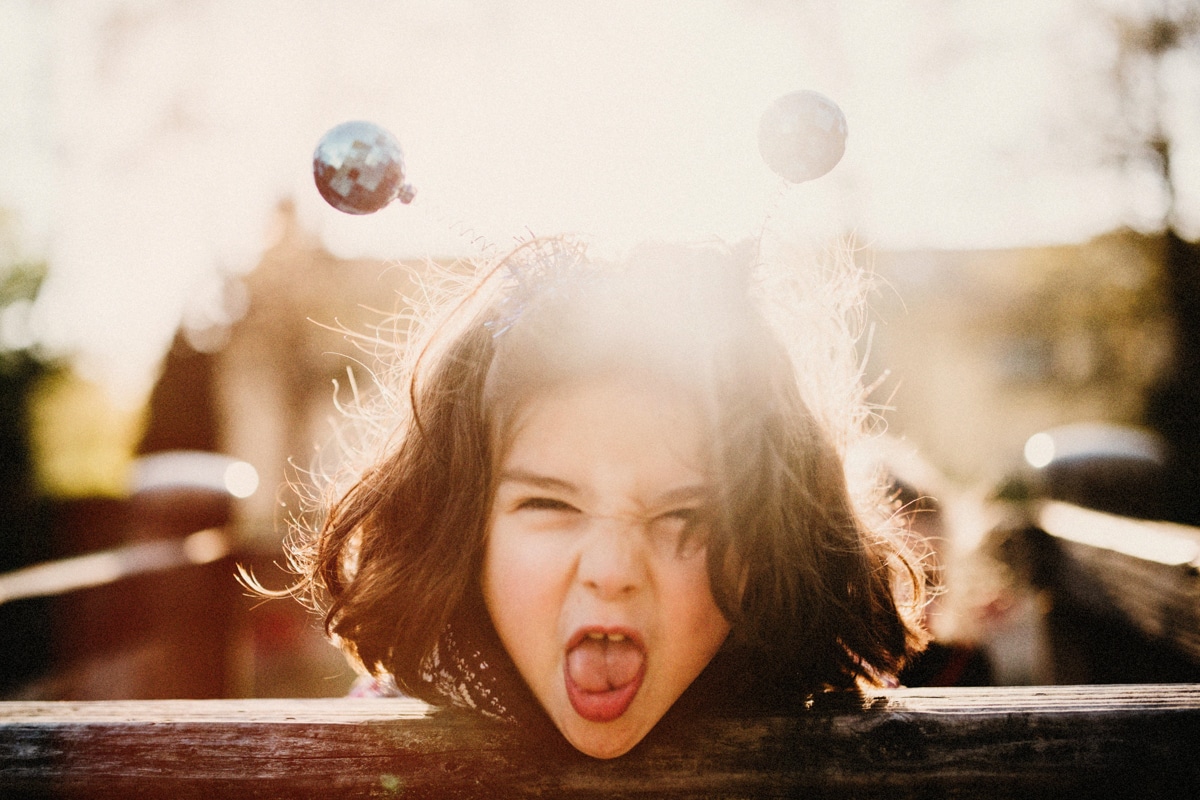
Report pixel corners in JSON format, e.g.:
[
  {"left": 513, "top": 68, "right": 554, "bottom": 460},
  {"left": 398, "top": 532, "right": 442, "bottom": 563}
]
[
  {"left": 551, "top": 692, "right": 664, "bottom": 759},
  {"left": 558, "top": 716, "right": 649, "bottom": 760}
]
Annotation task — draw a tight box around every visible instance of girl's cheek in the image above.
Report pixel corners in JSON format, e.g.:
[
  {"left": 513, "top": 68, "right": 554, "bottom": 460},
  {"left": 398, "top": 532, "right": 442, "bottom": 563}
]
[{"left": 487, "top": 519, "right": 571, "bottom": 599}]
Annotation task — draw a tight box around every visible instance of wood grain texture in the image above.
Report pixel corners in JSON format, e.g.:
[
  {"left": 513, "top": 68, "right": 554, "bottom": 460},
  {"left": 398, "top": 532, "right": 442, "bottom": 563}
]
[{"left": 2, "top": 685, "right": 1198, "bottom": 798}]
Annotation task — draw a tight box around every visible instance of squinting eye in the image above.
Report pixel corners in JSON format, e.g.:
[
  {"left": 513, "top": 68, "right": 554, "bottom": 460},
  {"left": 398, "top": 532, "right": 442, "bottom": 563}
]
[{"left": 650, "top": 508, "right": 709, "bottom": 558}]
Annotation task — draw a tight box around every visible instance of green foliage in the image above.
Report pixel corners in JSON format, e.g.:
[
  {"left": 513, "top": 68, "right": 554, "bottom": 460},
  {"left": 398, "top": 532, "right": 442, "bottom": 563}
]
[{"left": 0, "top": 259, "right": 47, "bottom": 307}]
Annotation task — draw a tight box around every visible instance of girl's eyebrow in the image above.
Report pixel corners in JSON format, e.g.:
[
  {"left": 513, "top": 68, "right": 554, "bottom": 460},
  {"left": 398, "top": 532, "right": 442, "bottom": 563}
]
[
  {"left": 654, "top": 483, "right": 711, "bottom": 508},
  {"left": 496, "top": 468, "right": 578, "bottom": 494},
  {"left": 496, "top": 469, "right": 709, "bottom": 507}
]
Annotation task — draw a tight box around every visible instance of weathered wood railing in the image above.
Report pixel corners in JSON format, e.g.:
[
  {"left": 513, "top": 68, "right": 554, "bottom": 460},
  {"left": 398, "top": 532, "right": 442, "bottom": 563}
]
[
  {"left": 2, "top": 685, "right": 1198, "bottom": 798},
  {"left": 1033, "top": 500, "right": 1200, "bottom": 660},
  {"left": 991, "top": 499, "right": 1200, "bottom": 684},
  {"left": 1, "top": 452, "right": 250, "bottom": 701}
]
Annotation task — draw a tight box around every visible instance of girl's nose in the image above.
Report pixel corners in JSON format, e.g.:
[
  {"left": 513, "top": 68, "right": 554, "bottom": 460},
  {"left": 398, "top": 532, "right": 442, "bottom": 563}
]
[{"left": 576, "top": 518, "right": 648, "bottom": 600}]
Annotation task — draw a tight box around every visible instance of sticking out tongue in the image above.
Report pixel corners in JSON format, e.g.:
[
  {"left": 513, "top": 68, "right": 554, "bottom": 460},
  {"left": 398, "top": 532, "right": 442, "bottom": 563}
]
[
  {"left": 565, "top": 635, "right": 646, "bottom": 722},
  {"left": 567, "top": 637, "right": 643, "bottom": 691}
]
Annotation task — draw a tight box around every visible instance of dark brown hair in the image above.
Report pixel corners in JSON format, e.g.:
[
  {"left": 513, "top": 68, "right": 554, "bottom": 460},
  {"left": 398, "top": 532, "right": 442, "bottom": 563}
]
[{"left": 290, "top": 236, "right": 927, "bottom": 702}]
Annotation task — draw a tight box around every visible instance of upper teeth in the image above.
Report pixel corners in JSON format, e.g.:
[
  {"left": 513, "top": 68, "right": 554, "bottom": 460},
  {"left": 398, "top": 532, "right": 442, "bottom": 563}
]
[{"left": 586, "top": 632, "right": 626, "bottom": 642}]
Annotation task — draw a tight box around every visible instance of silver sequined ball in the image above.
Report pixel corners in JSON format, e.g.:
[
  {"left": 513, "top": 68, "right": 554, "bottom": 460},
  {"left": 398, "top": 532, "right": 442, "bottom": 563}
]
[{"left": 313, "top": 121, "right": 416, "bottom": 214}]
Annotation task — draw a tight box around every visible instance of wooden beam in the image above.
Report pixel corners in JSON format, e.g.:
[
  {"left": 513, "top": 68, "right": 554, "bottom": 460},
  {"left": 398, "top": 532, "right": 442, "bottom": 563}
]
[
  {"left": 1034, "top": 501, "right": 1200, "bottom": 662},
  {"left": 2, "top": 685, "right": 1198, "bottom": 798},
  {"left": 0, "top": 529, "right": 231, "bottom": 606}
]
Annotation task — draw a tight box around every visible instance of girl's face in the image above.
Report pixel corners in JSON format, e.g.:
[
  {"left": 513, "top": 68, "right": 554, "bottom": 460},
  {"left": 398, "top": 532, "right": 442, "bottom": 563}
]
[{"left": 483, "top": 376, "right": 731, "bottom": 758}]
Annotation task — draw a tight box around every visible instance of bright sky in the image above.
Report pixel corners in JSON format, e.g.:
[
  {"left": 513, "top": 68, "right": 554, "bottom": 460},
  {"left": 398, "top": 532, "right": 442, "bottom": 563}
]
[{"left": 0, "top": 0, "right": 1168, "bottom": 399}]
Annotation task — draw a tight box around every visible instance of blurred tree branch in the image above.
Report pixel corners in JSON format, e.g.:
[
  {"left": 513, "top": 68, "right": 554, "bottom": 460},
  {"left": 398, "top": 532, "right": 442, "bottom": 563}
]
[{"left": 1110, "top": 1, "right": 1200, "bottom": 522}]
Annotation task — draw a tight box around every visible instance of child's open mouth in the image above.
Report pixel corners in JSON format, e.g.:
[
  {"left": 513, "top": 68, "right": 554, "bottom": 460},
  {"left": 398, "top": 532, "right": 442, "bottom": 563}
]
[{"left": 564, "top": 629, "right": 646, "bottom": 723}]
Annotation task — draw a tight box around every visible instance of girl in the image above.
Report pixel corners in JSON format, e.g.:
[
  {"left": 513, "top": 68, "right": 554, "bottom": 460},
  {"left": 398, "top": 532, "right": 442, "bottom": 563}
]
[{"left": 283, "top": 236, "right": 928, "bottom": 759}]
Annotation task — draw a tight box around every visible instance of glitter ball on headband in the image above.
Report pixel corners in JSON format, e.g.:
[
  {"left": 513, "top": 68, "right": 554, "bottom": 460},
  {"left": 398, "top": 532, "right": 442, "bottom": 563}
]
[
  {"left": 313, "top": 121, "right": 416, "bottom": 214},
  {"left": 758, "top": 91, "right": 847, "bottom": 184}
]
